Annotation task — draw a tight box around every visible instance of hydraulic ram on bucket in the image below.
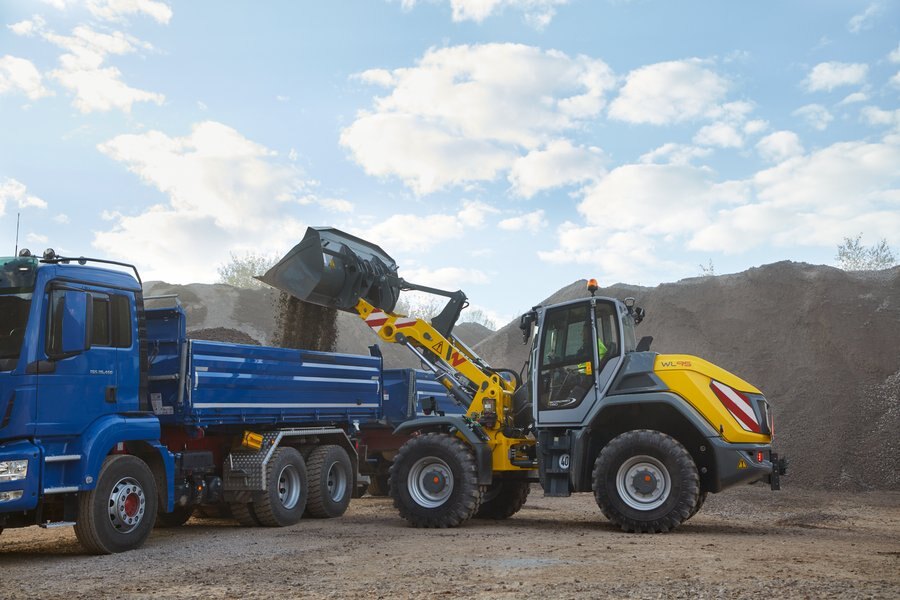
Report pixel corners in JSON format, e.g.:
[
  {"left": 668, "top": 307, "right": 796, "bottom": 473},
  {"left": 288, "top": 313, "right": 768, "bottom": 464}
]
[{"left": 257, "top": 226, "right": 402, "bottom": 313}]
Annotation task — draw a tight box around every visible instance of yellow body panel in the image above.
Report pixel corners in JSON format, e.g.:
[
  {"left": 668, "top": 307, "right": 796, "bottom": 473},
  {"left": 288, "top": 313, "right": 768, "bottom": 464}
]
[{"left": 654, "top": 354, "right": 770, "bottom": 444}]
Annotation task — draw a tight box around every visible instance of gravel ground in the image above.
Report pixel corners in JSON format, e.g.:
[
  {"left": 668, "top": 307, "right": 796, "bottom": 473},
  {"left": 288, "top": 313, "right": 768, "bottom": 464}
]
[{"left": 1, "top": 486, "right": 897, "bottom": 599}]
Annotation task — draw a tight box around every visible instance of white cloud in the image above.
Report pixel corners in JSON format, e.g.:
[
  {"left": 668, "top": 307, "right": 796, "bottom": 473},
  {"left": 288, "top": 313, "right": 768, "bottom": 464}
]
[
  {"left": 890, "top": 43, "right": 900, "bottom": 64},
  {"left": 54, "top": 213, "right": 70, "bottom": 224},
  {"left": 342, "top": 43, "right": 615, "bottom": 194},
  {"left": 499, "top": 209, "right": 547, "bottom": 232},
  {"left": 8, "top": 16, "right": 47, "bottom": 37},
  {"left": 0, "top": 55, "right": 52, "bottom": 100},
  {"left": 38, "top": 25, "right": 164, "bottom": 113},
  {"left": 509, "top": 140, "right": 605, "bottom": 198},
  {"left": 400, "top": 266, "right": 489, "bottom": 289},
  {"left": 804, "top": 61, "right": 868, "bottom": 92},
  {"left": 693, "top": 122, "right": 743, "bottom": 148},
  {"left": 756, "top": 131, "right": 803, "bottom": 163},
  {"left": 94, "top": 121, "right": 311, "bottom": 282},
  {"left": 86, "top": 0, "right": 173, "bottom": 24},
  {"left": 26, "top": 232, "right": 49, "bottom": 244},
  {"left": 890, "top": 72, "right": 900, "bottom": 90},
  {"left": 399, "top": 0, "right": 570, "bottom": 28},
  {"left": 861, "top": 106, "right": 900, "bottom": 130},
  {"left": 316, "top": 198, "right": 354, "bottom": 213},
  {"left": 608, "top": 59, "right": 730, "bottom": 125},
  {"left": 0, "top": 178, "right": 48, "bottom": 217},
  {"left": 743, "top": 119, "right": 769, "bottom": 135},
  {"left": 848, "top": 2, "right": 883, "bottom": 34},
  {"left": 354, "top": 200, "right": 497, "bottom": 252},
  {"left": 639, "top": 143, "right": 712, "bottom": 166},
  {"left": 793, "top": 104, "right": 833, "bottom": 131},
  {"left": 839, "top": 91, "right": 869, "bottom": 105}
]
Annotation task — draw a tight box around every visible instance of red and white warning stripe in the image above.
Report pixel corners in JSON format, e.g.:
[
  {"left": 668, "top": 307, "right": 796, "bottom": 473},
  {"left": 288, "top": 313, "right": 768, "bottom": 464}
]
[
  {"left": 710, "top": 380, "right": 761, "bottom": 433},
  {"left": 364, "top": 312, "right": 418, "bottom": 333}
]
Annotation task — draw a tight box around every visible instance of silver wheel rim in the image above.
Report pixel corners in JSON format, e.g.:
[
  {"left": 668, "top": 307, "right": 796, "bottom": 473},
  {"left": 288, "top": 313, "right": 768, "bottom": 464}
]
[
  {"left": 616, "top": 455, "right": 671, "bottom": 511},
  {"left": 408, "top": 457, "right": 454, "bottom": 509},
  {"left": 326, "top": 461, "right": 349, "bottom": 502},
  {"left": 107, "top": 476, "right": 146, "bottom": 533},
  {"left": 277, "top": 464, "right": 302, "bottom": 510}
]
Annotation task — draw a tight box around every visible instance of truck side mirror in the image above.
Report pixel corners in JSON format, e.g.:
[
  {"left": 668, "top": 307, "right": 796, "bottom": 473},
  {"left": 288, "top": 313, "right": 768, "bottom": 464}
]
[{"left": 49, "top": 290, "right": 92, "bottom": 358}]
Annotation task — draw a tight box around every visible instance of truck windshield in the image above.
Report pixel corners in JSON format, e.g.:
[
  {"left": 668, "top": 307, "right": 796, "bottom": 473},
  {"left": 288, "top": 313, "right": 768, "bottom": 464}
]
[{"left": 0, "top": 256, "right": 36, "bottom": 369}]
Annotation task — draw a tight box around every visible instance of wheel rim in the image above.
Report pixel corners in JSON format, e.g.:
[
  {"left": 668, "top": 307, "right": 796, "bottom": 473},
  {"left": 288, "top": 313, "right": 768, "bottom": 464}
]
[
  {"left": 325, "top": 461, "right": 349, "bottom": 502},
  {"left": 616, "top": 455, "right": 671, "bottom": 511},
  {"left": 107, "top": 476, "right": 146, "bottom": 533},
  {"left": 277, "top": 464, "right": 302, "bottom": 510},
  {"left": 408, "top": 457, "right": 454, "bottom": 509}
]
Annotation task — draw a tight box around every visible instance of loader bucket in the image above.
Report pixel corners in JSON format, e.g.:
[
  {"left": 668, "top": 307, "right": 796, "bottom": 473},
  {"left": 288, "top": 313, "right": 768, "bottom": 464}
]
[{"left": 257, "top": 226, "right": 401, "bottom": 313}]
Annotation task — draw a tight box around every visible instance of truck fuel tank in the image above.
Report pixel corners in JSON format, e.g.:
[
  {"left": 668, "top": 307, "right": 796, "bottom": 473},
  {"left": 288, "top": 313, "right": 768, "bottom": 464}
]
[{"left": 258, "top": 226, "right": 401, "bottom": 313}]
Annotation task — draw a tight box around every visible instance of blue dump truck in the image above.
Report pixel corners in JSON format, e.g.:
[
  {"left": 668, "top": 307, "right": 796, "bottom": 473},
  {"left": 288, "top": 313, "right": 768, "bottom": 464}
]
[{"left": 0, "top": 250, "right": 456, "bottom": 553}]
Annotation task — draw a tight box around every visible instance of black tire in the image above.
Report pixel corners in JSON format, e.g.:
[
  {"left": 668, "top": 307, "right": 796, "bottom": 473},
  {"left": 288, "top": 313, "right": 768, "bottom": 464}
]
[
  {"left": 592, "top": 430, "right": 699, "bottom": 533},
  {"left": 352, "top": 481, "right": 369, "bottom": 499},
  {"left": 74, "top": 455, "right": 158, "bottom": 554},
  {"left": 688, "top": 490, "right": 708, "bottom": 520},
  {"left": 389, "top": 433, "right": 482, "bottom": 528},
  {"left": 252, "top": 447, "right": 308, "bottom": 527},
  {"left": 474, "top": 480, "right": 530, "bottom": 520},
  {"left": 195, "top": 504, "right": 232, "bottom": 519},
  {"left": 367, "top": 473, "right": 389, "bottom": 497},
  {"left": 229, "top": 501, "right": 261, "bottom": 527},
  {"left": 155, "top": 504, "right": 194, "bottom": 528},
  {"left": 306, "top": 445, "right": 353, "bottom": 519}
]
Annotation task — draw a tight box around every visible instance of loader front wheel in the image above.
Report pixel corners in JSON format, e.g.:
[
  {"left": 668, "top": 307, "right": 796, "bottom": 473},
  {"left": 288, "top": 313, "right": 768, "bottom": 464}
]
[
  {"left": 390, "top": 433, "right": 482, "bottom": 528},
  {"left": 593, "top": 430, "right": 699, "bottom": 533}
]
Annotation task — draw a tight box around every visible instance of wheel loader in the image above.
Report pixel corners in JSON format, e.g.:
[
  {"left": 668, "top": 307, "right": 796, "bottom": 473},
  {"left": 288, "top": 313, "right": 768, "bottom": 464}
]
[{"left": 260, "top": 227, "right": 788, "bottom": 532}]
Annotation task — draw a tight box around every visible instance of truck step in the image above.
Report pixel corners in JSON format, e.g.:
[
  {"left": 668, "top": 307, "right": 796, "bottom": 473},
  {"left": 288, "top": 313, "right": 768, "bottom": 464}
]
[{"left": 39, "top": 521, "right": 76, "bottom": 529}]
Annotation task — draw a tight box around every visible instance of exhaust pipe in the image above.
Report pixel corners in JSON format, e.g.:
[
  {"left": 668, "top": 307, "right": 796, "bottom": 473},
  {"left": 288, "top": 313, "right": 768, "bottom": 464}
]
[{"left": 257, "top": 227, "right": 401, "bottom": 313}]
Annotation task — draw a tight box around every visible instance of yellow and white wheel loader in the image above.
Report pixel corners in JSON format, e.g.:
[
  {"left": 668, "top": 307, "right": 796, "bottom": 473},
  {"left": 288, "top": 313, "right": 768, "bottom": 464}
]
[{"left": 261, "top": 227, "right": 788, "bottom": 532}]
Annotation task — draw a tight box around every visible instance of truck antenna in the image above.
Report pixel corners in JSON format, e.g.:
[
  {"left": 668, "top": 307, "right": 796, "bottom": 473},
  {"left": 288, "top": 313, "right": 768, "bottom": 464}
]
[{"left": 14, "top": 212, "right": 20, "bottom": 255}]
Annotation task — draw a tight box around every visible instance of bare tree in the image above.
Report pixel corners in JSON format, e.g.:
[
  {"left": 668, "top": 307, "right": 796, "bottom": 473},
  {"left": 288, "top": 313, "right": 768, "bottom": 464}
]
[
  {"left": 836, "top": 234, "right": 896, "bottom": 271},
  {"left": 217, "top": 252, "right": 279, "bottom": 289},
  {"left": 698, "top": 259, "right": 716, "bottom": 277}
]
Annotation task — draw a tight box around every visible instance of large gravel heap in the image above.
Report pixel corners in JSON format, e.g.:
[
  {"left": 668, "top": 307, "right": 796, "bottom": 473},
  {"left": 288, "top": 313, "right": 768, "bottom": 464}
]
[{"left": 145, "top": 261, "right": 900, "bottom": 490}]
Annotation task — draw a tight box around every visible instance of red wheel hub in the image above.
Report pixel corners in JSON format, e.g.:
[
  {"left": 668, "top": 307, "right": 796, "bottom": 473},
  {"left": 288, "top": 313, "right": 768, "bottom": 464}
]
[{"left": 123, "top": 492, "right": 141, "bottom": 518}]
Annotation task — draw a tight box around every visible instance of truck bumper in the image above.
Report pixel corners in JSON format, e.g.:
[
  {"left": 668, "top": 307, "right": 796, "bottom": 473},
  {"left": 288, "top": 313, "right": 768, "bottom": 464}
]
[
  {"left": 708, "top": 437, "right": 787, "bottom": 493},
  {"left": 0, "top": 439, "right": 41, "bottom": 514}
]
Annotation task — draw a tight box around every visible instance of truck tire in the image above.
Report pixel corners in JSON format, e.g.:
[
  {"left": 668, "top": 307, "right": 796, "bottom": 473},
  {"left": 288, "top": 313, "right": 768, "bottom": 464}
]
[
  {"left": 155, "top": 505, "right": 193, "bottom": 528},
  {"left": 474, "top": 480, "right": 530, "bottom": 520},
  {"left": 389, "top": 433, "right": 482, "bottom": 528},
  {"left": 252, "top": 447, "right": 308, "bottom": 527},
  {"left": 592, "top": 430, "right": 699, "bottom": 533},
  {"left": 196, "top": 504, "right": 232, "bottom": 519},
  {"left": 230, "top": 502, "right": 261, "bottom": 527},
  {"left": 74, "top": 455, "right": 158, "bottom": 554},
  {"left": 305, "top": 445, "right": 352, "bottom": 518},
  {"left": 367, "top": 473, "right": 389, "bottom": 497}
]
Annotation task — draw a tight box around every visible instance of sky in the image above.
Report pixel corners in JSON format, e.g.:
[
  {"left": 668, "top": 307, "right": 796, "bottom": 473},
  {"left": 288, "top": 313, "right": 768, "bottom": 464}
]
[{"left": 1, "top": 0, "right": 898, "bottom": 326}]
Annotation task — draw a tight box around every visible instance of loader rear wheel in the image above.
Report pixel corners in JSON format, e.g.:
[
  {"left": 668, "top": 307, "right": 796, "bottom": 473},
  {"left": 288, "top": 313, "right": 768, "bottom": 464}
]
[
  {"left": 305, "top": 445, "right": 352, "bottom": 518},
  {"left": 474, "top": 480, "right": 530, "bottom": 520},
  {"left": 252, "top": 447, "right": 308, "bottom": 527},
  {"left": 367, "top": 473, "right": 389, "bottom": 497},
  {"left": 390, "top": 433, "right": 482, "bottom": 528},
  {"left": 74, "top": 455, "right": 157, "bottom": 554},
  {"left": 593, "top": 430, "right": 699, "bottom": 533}
]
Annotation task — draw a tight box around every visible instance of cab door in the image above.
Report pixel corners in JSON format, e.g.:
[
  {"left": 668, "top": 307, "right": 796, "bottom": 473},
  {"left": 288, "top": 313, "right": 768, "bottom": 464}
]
[{"left": 534, "top": 300, "right": 623, "bottom": 426}]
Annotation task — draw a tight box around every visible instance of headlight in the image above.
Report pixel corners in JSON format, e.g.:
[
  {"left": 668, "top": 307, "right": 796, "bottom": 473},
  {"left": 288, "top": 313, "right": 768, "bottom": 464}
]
[
  {"left": 0, "top": 459, "right": 28, "bottom": 482},
  {"left": 0, "top": 490, "right": 24, "bottom": 503}
]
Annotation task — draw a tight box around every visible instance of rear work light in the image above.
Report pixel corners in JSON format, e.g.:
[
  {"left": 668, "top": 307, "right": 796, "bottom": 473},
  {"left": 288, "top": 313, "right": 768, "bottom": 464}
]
[{"left": 710, "top": 380, "right": 761, "bottom": 434}]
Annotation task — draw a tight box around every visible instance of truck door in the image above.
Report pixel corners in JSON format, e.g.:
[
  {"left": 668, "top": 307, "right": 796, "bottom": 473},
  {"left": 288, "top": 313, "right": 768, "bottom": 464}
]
[
  {"left": 35, "top": 286, "right": 119, "bottom": 438},
  {"left": 534, "top": 300, "right": 623, "bottom": 426}
]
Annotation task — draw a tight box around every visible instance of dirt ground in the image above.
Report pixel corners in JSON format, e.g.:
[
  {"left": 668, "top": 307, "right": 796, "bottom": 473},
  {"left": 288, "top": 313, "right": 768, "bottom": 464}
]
[{"left": 1, "top": 487, "right": 897, "bottom": 599}]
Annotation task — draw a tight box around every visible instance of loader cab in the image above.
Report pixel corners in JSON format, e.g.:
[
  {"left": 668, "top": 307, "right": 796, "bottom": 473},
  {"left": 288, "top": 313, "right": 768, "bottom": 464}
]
[{"left": 530, "top": 297, "right": 636, "bottom": 426}]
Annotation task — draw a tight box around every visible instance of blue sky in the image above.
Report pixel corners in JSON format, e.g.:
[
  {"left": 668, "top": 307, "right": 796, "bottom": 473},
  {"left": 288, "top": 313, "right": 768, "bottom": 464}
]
[{"left": 1, "top": 0, "right": 898, "bottom": 325}]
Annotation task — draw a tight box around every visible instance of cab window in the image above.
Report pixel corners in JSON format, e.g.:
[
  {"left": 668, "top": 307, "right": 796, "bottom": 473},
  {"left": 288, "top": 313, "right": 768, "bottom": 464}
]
[{"left": 538, "top": 304, "right": 594, "bottom": 411}]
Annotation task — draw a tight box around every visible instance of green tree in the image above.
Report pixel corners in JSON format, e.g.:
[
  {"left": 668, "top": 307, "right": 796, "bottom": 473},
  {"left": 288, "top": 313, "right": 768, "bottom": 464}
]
[
  {"left": 836, "top": 234, "right": 896, "bottom": 271},
  {"left": 217, "top": 252, "right": 278, "bottom": 289}
]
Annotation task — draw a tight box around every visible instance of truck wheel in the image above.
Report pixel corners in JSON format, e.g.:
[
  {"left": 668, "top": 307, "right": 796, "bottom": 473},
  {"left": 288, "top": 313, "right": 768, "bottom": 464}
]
[
  {"left": 155, "top": 505, "right": 194, "bottom": 528},
  {"left": 196, "top": 504, "right": 232, "bottom": 519},
  {"left": 252, "top": 447, "right": 308, "bottom": 527},
  {"left": 306, "top": 445, "right": 352, "bottom": 518},
  {"left": 229, "top": 502, "right": 261, "bottom": 527},
  {"left": 389, "top": 433, "right": 482, "bottom": 528},
  {"left": 74, "top": 455, "right": 158, "bottom": 554},
  {"left": 592, "top": 430, "right": 699, "bottom": 533},
  {"left": 367, "top": 473, "right": 389, "bottom": 497},
  {"left": 475, "top": 480, "right": 530, "bottom": 520}
]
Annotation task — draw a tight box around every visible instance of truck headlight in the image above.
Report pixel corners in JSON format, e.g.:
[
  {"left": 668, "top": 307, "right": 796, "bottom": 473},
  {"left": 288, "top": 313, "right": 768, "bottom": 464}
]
[
  {"left": 0, "top": 459, "right": 28, "bottom": 482},
  {"left": 0, "top": 490, "right": 24, "bottom": 503}
]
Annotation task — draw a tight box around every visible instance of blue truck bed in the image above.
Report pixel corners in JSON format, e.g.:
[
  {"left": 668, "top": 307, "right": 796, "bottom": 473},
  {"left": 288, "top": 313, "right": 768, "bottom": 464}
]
[{"left": 146, "top": 305, "right": 382, "bottom": 428}]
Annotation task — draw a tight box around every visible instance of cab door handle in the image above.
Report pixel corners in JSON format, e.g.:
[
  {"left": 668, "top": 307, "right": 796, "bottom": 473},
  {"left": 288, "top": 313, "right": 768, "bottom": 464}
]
[{"left": 105, "top": 386, "right": 117, "bottom": 403}]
